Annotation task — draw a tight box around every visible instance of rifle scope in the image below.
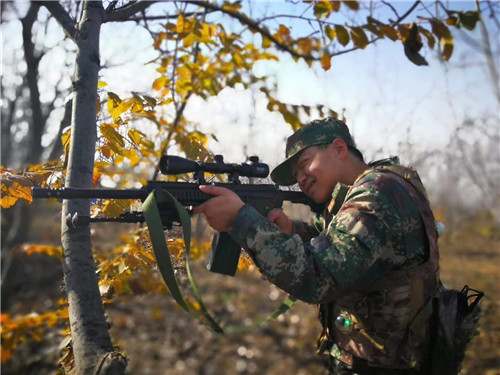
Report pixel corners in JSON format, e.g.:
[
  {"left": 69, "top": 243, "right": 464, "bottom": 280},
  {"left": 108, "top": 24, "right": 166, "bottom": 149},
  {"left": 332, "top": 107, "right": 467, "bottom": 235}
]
[{"left": 159, "top": 155, "right": 269, "bottom": 178}]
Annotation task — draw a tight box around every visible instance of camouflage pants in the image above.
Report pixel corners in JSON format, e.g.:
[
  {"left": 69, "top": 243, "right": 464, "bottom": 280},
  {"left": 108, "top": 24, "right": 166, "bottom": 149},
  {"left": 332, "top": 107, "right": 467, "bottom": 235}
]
[{"left": 328, "top": 358, "right": 424, "bottom": 375}]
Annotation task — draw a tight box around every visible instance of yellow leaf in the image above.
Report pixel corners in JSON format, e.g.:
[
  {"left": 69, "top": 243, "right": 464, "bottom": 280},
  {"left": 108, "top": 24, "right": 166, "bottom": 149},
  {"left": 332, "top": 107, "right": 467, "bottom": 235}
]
[
  {"left": 23, "top": 244, "right": 62, "bottom": 258},
  {"left": 128, "top": 129, "right": 144, "bottom": 146},
  {"left": 324, "top": 25, "right": 336, "bottom": 41},
  {"left": 441, "top": 38, "right": 454, "bottom": 61},
  {"left": 107, "top": 92, "right": 123, "bottom": 121},
  {"left": 418, "top": 26, "right": 435, "bottom": 49},
  {"left": 102, "top": 199, "right": 132, "bottom": 218},
  {"left": 262, "top": 36, "right": 271, "bottom": 48},
  {"left": 222, "top": 2, "right": 242, "bottom": 12},
  {"left": 314, "top": 1, "right": 333, "bottom": 19},
  {"left": 1, "top": 174, "right": 33, "bottom": 208},
  {"left": 98, "top": 81, "right": 108, "bottom": 88},
  {"left": 1, "top": 195, "right": 18, "bottom": 209},
  {"left": 1, "top": 347, "right": 11, "bottom": 363},
  {"left": 153, "top": 76, "right": 168, "bottom": 91},
  {"left": 177, "top": 14, "right": 185, "bottom": 34},
  {"left": 140, "top": 139, "right": 155, "bottom": 150},
  {"left": 297, "top": 37, "right": 313, "bottom": 54},
  {"left": 183, "top": 32, "right": 196, "bottom": 47},
  {"left": 154, "top": 32, "right": 166, "bottom": 50},
  {"left": 100, "top": 124, "right": 125, "bottom": 148},
  {"left": 237, "top": 254, "right": 254, "bottom": 271},
  {"left": 233, "top": 52, "right": 244, "bottom": 68},
  {"left": 320, "top": 53, "right": 332, "bottom": 70},
  {"left": 101, "top": 145, "right": 112, "bottom": 159},
  {"left": 61, "top": 128, "right": 71, "bottom": 148},
  {"left": 93, "top": 168, "right": 101, "bottom": 187},
  {"left": 430, "top": 20, "right": 454, "bottom": 60},
  {"left": 278, "top": 24, "right": 290, "bottom": 40}
]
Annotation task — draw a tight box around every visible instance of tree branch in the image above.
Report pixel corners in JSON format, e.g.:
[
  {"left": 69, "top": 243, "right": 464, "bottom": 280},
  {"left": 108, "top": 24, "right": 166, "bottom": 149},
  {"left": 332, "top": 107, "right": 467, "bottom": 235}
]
[
  {"left": 188, "top": 0, "right": 315, "bottom": 61},
  {"left": 105, "top": 0, "right": 158, "bottom": 22},
  {"left": 39, "top": 1, "right": 78, "bottom": 41},
  {"left": 187, "top": 0, "right": 422, "bottom": 62}
]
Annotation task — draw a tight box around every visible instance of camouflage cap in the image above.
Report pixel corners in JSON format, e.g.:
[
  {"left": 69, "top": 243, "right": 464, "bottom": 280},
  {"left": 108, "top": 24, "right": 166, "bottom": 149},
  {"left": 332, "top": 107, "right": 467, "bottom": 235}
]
[{"left": 270, "top": 117, "right": 356, "bottom": 186}]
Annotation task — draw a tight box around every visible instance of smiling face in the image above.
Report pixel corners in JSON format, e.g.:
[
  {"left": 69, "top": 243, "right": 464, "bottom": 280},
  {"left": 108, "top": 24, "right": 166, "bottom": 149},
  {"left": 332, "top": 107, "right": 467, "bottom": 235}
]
[{"left": 293, "top": 140, "right": 347, "bottom": 203}]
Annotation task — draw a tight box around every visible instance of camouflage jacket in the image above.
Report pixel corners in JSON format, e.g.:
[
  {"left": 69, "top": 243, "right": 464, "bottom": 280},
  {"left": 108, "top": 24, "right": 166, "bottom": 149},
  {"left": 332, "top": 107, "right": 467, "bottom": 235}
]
[{"left": 228, "top": 157, "right": 440, "bottom": 370}]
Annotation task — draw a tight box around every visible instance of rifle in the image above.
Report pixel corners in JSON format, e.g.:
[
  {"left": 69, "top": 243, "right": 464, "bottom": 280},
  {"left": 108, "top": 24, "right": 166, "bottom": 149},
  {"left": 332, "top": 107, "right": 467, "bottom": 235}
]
[{"left": 33, "top": 155, "right": 323, "bottom": 277}]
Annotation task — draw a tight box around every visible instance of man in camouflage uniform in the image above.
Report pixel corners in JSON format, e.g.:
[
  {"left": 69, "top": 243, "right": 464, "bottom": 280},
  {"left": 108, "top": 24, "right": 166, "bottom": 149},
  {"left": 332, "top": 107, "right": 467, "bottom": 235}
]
[{"left": 194, "top": 118, "right": 440, "bottom": 374}]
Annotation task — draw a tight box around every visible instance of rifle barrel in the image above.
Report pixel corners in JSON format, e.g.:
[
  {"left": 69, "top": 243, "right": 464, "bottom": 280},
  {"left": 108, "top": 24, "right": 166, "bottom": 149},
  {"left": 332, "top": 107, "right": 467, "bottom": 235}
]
[{"left": 32, "top": 187, "right": 147, "bottom": 200}]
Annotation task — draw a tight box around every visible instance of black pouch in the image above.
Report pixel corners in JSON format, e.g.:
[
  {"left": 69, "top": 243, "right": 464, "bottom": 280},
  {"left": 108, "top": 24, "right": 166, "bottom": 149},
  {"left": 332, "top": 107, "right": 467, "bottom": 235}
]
[{"left": 429, "top": 285, "right": 484, "bottom": 375}]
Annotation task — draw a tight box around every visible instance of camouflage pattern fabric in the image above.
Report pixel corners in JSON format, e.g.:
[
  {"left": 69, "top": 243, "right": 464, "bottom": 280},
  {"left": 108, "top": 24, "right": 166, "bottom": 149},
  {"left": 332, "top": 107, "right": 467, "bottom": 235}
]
[
  {"left": 228, "top": 157, "right": 438, "bottom": 372},
  {"left": 229, "top": 157, "right": 427, "bottom": 302}
]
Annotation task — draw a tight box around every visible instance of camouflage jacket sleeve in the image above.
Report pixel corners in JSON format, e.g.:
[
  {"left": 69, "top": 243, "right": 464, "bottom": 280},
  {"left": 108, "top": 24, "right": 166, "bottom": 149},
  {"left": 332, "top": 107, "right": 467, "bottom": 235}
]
[
  {"left": 291, "top": 219, "right": 321, "bottom": 241},
  {"left": 228, "top": 171, "right": 427, "bottom": 304}
]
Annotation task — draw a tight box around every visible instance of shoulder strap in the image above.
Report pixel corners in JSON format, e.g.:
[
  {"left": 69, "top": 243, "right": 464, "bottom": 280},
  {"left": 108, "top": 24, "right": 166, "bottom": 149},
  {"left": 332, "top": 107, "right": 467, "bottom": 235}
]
[{"left": 142, "top": 188, "right": 297, "bottom": 334}]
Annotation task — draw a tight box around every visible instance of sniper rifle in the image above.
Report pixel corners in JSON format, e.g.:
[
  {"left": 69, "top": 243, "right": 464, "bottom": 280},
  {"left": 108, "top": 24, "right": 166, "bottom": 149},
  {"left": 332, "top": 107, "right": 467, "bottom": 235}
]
[{"left": 33, "top": 155, "right": 323, "bottom": 277}]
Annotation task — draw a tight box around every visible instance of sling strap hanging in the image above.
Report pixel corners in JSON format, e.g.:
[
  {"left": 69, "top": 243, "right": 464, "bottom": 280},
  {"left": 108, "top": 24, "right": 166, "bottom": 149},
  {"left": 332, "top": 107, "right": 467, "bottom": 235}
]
[{"left": 142, "top": 188, "right": 295, "bottom": 334}]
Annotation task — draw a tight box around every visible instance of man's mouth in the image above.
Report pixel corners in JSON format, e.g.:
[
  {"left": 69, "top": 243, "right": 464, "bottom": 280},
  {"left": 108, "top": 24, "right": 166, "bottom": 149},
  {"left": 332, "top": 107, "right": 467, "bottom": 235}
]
[{"left": 305, "top": 179, "right": 315, "bottom": 195}]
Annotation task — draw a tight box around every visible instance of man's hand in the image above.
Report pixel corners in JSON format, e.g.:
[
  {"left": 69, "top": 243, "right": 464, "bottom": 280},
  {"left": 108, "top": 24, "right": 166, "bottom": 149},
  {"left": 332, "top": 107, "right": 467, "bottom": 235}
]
[
  {"left": 268, "top": 208, "right": 293, "bottom": 235},
  {"left": 192, "top": 185, "right": 244, "bottom": 232}
]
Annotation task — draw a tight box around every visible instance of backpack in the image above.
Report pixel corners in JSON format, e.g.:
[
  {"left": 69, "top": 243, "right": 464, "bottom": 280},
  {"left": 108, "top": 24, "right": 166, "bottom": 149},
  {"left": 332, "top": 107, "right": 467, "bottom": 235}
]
[{"left": 429, "top": 284, "right": 484, "bottom": 375}]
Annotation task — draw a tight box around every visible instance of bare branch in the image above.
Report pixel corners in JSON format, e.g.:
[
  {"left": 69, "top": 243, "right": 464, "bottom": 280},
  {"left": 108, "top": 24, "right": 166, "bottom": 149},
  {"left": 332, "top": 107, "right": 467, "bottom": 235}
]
[
  {"left": 106, "top": 0, "right": 159, "bottom": 22},
  {"left": 39, "top": 1, "right": 78, "bottom": 41}
]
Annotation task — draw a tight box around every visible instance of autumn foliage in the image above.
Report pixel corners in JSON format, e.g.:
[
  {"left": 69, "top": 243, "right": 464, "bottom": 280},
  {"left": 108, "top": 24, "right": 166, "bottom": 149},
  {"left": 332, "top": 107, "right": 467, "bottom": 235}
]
[{"left": 0, "top": 1, "right": 489, "bottom": 373}]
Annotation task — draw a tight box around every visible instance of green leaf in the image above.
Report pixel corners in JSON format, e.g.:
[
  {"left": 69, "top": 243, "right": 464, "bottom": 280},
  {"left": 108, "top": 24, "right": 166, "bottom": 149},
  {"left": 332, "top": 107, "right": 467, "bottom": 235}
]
[
  {"left": 343, "top": 1, "right": 359, "bottom": 11},
  {"left": 335, "top": 25, "right": 350, "bottom": 46},
  {"left": 378, "top": 25, "right": 398, "bottom": 41},
  {"left": 363, "top": 23, "right": 383, "bottom": 38},
  {"left": 459, "top": 11, "right": 480, "bottom": 31},
  {"left": 349, "top": 26, "right": 369, "bottom": 49}
]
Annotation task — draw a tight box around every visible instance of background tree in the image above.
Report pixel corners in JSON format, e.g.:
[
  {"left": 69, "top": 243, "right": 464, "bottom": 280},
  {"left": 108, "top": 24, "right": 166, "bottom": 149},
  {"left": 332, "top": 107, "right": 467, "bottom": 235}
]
[{"left": 1, "top": 1, "right": 496, "bottom": 374}]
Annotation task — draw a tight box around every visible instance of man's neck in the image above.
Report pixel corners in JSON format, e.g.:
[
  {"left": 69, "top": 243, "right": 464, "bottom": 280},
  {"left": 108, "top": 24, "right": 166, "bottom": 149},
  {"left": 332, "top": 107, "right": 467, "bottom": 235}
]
[{"left": 345, "top": 158, "right": 370, "bottom": 185}]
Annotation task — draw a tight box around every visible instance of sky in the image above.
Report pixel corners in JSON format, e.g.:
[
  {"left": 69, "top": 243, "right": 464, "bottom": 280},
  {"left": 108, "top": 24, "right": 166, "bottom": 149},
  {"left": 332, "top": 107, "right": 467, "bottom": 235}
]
[{"left": 2, "top": 1, "right": 499, "bottom": 171}]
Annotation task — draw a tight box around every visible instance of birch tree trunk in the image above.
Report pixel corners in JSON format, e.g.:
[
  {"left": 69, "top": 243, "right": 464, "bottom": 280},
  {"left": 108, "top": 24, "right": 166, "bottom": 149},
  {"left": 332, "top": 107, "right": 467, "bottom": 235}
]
[{"left": 45, "top": 0, "right": 127, "bottom": 373}]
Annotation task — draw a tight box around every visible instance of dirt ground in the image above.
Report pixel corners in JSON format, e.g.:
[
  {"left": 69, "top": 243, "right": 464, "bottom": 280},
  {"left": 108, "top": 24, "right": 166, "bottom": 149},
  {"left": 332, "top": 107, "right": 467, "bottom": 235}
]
[{"left": 1, "top": 211, "right": 499, "bottom": 375}]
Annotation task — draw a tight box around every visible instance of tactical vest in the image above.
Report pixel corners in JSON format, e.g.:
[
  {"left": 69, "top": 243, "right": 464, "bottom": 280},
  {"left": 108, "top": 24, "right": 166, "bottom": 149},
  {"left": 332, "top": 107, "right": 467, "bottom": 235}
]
[{"left": 317, "top": 163, "right": 440, "bottom": 371}]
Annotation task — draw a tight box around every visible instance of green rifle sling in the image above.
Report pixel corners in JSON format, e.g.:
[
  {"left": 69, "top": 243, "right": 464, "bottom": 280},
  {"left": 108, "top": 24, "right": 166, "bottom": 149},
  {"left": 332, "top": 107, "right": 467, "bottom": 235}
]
[{"left": 142, "top": 189, "right": 296, "bottom": 334}]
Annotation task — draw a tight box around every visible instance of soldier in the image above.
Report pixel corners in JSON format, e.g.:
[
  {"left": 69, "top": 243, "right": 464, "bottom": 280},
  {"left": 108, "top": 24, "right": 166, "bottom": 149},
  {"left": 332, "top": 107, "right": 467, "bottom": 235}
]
[{"left": 194, "top": 118, "right": 440, "bottom": 374}]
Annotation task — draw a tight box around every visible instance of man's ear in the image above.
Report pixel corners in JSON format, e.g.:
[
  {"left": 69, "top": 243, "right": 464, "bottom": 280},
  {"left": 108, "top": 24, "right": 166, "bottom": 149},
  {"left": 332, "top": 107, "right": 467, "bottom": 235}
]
[{"left": 330, "top": 138, "right": 349, "bottom": 159}]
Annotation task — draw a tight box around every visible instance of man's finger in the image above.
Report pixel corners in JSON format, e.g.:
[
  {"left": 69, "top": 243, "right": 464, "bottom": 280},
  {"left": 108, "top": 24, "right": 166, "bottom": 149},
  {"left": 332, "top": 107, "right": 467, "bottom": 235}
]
[
  {"left": 192, "top": 201, "right": 208, "bottom": 214},
  {"left": 199, "top": 185, "right": 230, "bottom": 196},
  {"left": 267, "top": 208, "right": 283, "bottom": 222}
]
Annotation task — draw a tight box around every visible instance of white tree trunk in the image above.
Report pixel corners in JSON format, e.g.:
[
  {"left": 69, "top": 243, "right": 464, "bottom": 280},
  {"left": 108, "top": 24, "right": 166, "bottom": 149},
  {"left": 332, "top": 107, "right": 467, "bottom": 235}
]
[{"left": 57, "top": 1, "right": 127, "bottom": 373}]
